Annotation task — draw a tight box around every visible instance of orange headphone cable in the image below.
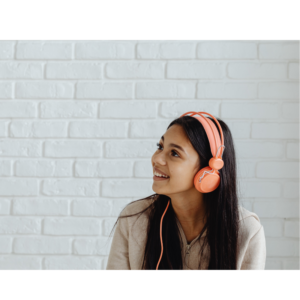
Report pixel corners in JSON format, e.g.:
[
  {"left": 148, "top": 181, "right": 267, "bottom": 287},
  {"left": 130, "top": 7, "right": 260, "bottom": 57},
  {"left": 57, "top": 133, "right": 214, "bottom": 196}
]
[{"left": 156, "top": 199, "right": 170, "bottom": 270}]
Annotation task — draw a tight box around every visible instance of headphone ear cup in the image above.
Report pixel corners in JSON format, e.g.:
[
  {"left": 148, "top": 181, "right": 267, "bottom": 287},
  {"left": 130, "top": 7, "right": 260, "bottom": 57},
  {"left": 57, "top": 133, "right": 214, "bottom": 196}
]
[{"left": 194, "top": 166, "right": 220, "bottom": 193}]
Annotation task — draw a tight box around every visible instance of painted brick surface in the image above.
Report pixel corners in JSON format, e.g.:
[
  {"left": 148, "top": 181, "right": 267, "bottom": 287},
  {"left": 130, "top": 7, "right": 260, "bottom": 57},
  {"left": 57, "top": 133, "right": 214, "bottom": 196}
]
[{"left": 0, "top": 40, "right": 299, "bottom": 270}]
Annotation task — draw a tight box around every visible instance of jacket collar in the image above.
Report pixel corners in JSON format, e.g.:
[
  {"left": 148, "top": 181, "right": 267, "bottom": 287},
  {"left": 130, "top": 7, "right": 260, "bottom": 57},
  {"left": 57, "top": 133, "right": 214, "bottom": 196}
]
[{"left": 175, "top": 214, "right": 207, "bottom": 247}]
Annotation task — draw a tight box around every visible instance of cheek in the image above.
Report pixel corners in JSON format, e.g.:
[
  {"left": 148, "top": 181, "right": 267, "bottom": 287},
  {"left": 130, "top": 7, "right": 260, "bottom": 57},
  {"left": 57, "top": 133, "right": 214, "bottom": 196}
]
[
  {"left": 173, "top": 162, "right": 197, "bottom": 176},
  {"left": 169, "top": 166, "right": 190, "bottom": 178}
]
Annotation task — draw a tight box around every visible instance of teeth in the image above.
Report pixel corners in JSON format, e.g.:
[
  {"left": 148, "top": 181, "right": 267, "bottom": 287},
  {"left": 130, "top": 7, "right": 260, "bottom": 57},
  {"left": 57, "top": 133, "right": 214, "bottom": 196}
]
[{"left": 154, "top": 171, "right": 169, "bottom": 178}]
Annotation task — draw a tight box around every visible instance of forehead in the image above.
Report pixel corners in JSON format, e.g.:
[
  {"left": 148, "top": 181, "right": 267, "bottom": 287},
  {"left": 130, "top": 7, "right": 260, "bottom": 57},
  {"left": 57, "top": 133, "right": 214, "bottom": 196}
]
[{"left": 162, "top": 125, "right": 193, "bottom": 151}]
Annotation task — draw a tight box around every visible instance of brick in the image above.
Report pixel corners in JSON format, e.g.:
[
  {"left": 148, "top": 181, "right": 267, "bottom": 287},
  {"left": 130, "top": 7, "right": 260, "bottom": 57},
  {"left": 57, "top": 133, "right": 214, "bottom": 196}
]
[
  {"left": 46, "top": 62, "right": 102, "bottom": 79},
  {"left": 69, "top": 121, "right": 128, "bottom": 138},
  {"left": 260, "top": 219, "right": 283, "bottom": 237},
  {"left": 259, "top": 39, "right": 300, "bottom": 43},
  {"left": 73, "top": 237, "right": 112, "bottom": 255},
  {"left": 0, "top": 160, "right": 12, "bottom": 176},
  {"left": 0, "top": 121, "right": 9, "bottom": 136},
  {"left": 72, "top": 198, "right": 131, "bottom": 217},
  {"left": 75, "top": 42, "right": 134, "bottom": 59},
  {"left": 102, "top": 257, "right": 108, "bottom": 269},
  {"left": 101, "top": 179, "right": 154, "bottom": 197},
  {"left": 228, "top": 62, "right": 286, "bottom": 79},
  {"left": 42, "top": 179, "right": 99, "bottom": 196},
  {"left": 265, "top": 258, "right": 282, "bottom": 270},
  {"left": 288, "top": 62, "right": 299, "bottom": 79},
  {"left": 103, "top": 218, "right": 119, "bottom": 236},
  {"left": 137, "top": 42, "right": 195, "bottom": 59},
  {"left": 224, "top": 122, "right": 250, "bottom": 140},
  {"left": 106, "top": 62, "right": 164, "bottom": 79},
  {"left": 197, "top": 41, "right": 257, "bottom": 59},
  {"left": 250, "top": 197, "right": 275, "bottom": 203},
  {"left": 236, "top": 160, "right": 256, "bottom": 178},
  {"left": 0, "top": 140, "right": 42, "bottom": 157},
  {"left": 13, "top": 237, "right": 71, "bottom": 254},
  {"left": 235, "top": 141, "right": 284, "bottom": 158},
  {"left": 111, "top": 199, "right": 133, "bottom": 216},
  {"left": 104, "top": 140, "right": 154, "bottom": 158},
  {"left": 0, "top": 256, "right": 42, "bottom": 270},
  {"left": 44, "top": 140, "right": 102, "bottom": 158},
  {"left": 0, "top": 82, "right": 13, "bottom": 99},
  {"left": 252, "top": 122, "right": 298, "bottom": 139},
  {"left": 10, "top": 121, "right": 68, "bottom": 138},
  {"left": 266, "top": 238, "right": 299, "bottom": 257},
  {"left": 258, "top": 82, "right": 298, "bottom": 100},
  {"left": 167, "top": 62, "right": 225, "bottom": 79},
  {"left": 0, "top": 237, "right": 12, "bottom": 253},
  {"left": 76, "top": 82, "right": 133, "bottom": 99},
  {"left": 160, "top": 100, "right": 220, "bottom": 119},
  {"left": 259, "top": 42, "right": 299, "bottom": 60},
  {"left": 44, "top": 256, "right": 102, "bottom": 270},
  {"left": 242, "top": 181, "right": 281, "bottom": 198},
  {"left": 16, "top": 82, "right": 74, "bottom": 99},
  {"left": 16, "top": 42, "right": 72, "bottom": 59},
  {"left": 135, "top": 160, "right": 157, "bottom": 178},
  {"left": 197, "top": 82, "right": 256, "bottom": 99},
  {"left": 0, "top": 62, "right": 43, "bottom": 79},
  {"left": 295, "top": 240, "right": 300, "bottom": 257},
  {"left": 0, "top": 101, "right": 36, "bottom": 118},
  {"left": 0, "top": 42, "right": 14, "bottom": 59},
  {"left": 40, "top": 101, "right": 97, "bottom": 118},
  {"left": 0, "top": 62, "right": 43, "bottom": 84},
  {"left": 136, "top": 81, "right": 195, "bottom": 99},
  {"left": 282, "top": 102, "right": 299, "bottom": 120},
  {"left": 15, "top": 160, "right": 72, "bottom": 177},
  {"left": 130, "top": 120, "right": 172, "bottom": 138},
  {"left": 12, "top": 198, "right": 69, "bottom": 216},
  {"left": 74, "top": 160, "right": 132, "bottom": 177},
  {"left": 221, "top": 102, "right": 279, "bottom": 119},
  {"left": 239, "top": 201, "right": 252, "bottom": 211},
  {"left": 283, "top": 260, "right": 300, "bottom": 270},
  {"left": 72, "top": 199, "right": 112, "bottom": 216},
  {"left": 283, "top": 182, "right": 299, "bottom": 199},
  {"left": 0, "top": 178, "right": 38, "bottom": 196},
  {"left": 43, "top": 217, "right": 101, "bottom": 235},
  {"left": 0, "top": 217, "right": 41, "bottom": 234},
  {"left": 253, "top": 202, "right": 299, "bottom": 218},
  {"left": 284, "top": 220, "right": 299, "bottom": 238},
  {"left": 286, "top": 142, "right": 299, "bottom": 160},
  {"left": 256, "top": 161, "right": 298, "bottom": 178},
  {"left": 0, "top": 199, "right": 10, "bottom": 214},
  {"left": 99, "top": 100, "right": 156, "bottom": 118}
]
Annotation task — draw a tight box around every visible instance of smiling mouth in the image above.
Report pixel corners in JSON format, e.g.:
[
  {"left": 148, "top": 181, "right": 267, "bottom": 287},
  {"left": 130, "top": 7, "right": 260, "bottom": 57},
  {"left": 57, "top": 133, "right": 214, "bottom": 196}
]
[{"left": 153, "top": 174, "right": 170, "bottom": 181}]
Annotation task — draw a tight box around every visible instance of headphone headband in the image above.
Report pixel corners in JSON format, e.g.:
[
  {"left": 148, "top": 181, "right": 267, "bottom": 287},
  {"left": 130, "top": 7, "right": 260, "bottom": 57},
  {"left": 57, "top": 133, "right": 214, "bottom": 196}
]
[{"left": 179, "top": 111, "right": 225, "bottom": 159}]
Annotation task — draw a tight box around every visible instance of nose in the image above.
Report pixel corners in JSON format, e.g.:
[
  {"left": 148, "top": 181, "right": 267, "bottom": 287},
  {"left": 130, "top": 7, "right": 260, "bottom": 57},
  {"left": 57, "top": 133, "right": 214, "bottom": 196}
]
[{"left": 151, "top": 151, "right": 167, "bottom": 167}]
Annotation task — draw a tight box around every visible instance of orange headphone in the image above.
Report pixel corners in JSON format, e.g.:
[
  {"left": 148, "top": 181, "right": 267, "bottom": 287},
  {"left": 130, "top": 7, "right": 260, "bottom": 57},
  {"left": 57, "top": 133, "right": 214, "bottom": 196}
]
[{"left": 156, "top": 111, "right": 225, "bottom": 270}]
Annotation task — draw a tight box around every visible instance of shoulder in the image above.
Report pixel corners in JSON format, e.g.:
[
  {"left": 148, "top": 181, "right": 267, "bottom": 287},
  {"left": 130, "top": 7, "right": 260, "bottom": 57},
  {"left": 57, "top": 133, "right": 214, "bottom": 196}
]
[
  {"left": 121, "top": 195, "right": 156, "bottom": 216},
  {"left": 119, "top": 195, "right": 156, "bottom": 248},
  {"left": 237, "top": 205, "right": 263, "bottom": 240}
]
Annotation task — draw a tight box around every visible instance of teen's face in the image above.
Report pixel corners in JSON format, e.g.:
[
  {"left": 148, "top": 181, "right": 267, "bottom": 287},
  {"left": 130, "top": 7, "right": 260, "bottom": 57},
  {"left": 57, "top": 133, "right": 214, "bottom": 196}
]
[{"left": 151, "top": 124, "right": 200, "bottom": 196}]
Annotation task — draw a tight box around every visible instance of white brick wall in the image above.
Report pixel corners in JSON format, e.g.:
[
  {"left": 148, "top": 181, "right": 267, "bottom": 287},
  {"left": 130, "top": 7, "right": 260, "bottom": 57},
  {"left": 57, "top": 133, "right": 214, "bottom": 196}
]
[{"left": 0, "top": 40, "right": 299, "bottom": 270}]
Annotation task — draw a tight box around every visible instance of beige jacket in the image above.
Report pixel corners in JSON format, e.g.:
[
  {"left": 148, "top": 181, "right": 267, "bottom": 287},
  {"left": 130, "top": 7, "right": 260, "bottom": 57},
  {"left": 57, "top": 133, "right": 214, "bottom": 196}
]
[{"left": 106, "top": 198, "right": 266, "bottom": 270}]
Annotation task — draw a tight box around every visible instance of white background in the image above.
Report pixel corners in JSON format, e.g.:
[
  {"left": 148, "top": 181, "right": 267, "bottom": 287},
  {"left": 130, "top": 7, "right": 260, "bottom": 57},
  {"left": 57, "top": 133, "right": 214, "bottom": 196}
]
[{"left": 0, "top": 40, "right": 299, "bottom": 270}]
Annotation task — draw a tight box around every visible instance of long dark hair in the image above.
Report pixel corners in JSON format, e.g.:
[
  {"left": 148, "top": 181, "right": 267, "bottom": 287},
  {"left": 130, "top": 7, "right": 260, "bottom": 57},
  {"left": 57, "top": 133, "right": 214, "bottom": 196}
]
[{"left": 108, "top": 115, "right": 240, "bottom": 269}]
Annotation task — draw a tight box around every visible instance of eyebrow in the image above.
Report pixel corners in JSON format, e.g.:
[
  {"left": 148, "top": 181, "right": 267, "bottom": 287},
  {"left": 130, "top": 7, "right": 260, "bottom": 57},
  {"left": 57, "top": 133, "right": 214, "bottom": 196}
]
[{"left": 161, "top": 135, "right": 186, "bottom": 154}]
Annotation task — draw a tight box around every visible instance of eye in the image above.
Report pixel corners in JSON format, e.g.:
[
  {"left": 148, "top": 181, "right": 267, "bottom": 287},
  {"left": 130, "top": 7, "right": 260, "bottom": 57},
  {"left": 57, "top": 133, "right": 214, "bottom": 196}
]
[{"left": 156, "top": 142, "right": 180, "bottom": 158}]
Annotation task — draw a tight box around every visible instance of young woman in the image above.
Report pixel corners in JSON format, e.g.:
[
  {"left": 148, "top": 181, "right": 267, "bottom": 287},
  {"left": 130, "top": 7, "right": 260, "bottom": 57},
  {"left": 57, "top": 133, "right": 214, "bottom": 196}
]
[{"left": 106, "top": 113, "right": 266, "bottom": 270}]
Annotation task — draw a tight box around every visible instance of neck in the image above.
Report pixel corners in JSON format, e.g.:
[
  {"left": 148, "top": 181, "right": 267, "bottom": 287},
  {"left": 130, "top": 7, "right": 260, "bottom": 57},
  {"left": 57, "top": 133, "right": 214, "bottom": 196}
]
[{"left": 169, "top": 189, "right": 207, "bottom": 234}]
